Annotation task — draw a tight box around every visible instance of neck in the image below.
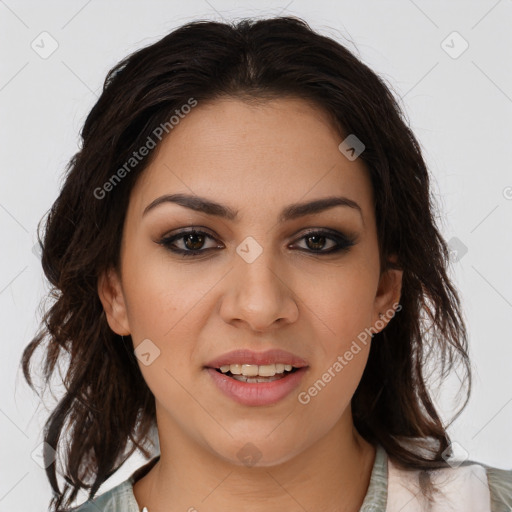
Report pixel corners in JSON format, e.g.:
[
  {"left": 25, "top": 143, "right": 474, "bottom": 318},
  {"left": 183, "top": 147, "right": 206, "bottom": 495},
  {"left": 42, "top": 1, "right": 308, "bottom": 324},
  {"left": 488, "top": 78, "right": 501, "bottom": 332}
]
[{"left": 133, "top": 407, "right": 376, "bottom": 512}]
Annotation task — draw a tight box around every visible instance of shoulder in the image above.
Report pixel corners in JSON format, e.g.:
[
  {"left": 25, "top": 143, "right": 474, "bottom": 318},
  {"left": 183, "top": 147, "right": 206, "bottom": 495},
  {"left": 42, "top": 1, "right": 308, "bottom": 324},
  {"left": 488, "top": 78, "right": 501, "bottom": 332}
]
[
  {"left": 69, "top": 455, "right": 159, "bottom": 512},
  {"left": 387, "top": 455, "right": 512, "bottom": 512},
  {"left": 69, "top": 480, "right": 139, "bottom": 512},
  {"left": 484, "top": 464, "right": 512, "bottom": 511}
]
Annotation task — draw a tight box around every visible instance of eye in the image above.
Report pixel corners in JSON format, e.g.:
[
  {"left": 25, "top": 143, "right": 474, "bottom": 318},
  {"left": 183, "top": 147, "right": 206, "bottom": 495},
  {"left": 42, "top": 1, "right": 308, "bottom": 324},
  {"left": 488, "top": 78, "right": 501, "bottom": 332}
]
[
  {"left": 157, "top": 228, "right": 357, "bottom": 257},
  {"left": 290, "top": 229, "right": 357, "bottom": 254},
  {"left": 158, "top": 229, "right": 221, "bottom": 256}
]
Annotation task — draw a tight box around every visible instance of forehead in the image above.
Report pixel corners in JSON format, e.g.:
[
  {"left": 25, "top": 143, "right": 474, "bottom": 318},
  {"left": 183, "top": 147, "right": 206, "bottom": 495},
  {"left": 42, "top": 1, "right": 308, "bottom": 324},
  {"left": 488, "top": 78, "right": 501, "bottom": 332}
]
[{"left": 129, "top": 97, "right": 374, "bottom": 222}]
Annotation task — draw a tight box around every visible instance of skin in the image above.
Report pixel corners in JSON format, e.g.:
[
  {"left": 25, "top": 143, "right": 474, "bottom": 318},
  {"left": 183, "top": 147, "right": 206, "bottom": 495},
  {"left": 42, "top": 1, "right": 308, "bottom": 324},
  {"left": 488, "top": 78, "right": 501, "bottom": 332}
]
[{"left": 98, "top": 97, "right": 402, "bottom": 512}]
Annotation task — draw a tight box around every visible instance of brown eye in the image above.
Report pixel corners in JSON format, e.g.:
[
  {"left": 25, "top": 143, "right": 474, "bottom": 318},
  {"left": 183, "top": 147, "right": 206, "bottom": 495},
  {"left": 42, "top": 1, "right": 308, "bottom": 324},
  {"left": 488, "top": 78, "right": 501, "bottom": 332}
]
[
  {"left": 292, "top": 229, "right": 357, "bottom": 254},
  {"left": 158, "top": 229, "right": 221, "bottom": 256},
  {"left": 183, "top": 232, "right": 206, "bottom": 251},
  {"left": 304, "top": 234, "right": 330, "bottom": 251}
]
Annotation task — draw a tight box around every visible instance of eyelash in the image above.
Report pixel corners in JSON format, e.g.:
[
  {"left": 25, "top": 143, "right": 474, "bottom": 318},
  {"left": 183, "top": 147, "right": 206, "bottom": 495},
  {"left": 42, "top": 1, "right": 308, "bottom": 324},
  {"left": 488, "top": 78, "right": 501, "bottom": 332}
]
[{"left": 157, "top": 228, "right": 356, "bottom": 257}]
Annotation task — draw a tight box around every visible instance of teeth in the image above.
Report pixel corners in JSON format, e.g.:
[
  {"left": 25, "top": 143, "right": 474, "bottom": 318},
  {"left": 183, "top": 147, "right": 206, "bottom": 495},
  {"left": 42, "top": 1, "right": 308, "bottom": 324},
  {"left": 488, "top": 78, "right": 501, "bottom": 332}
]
[
  {"left": 218, "top": 363, "right": 295, "bottom": 376},
  {"left": 231, "top": 374, "right": 284, "bottom": 383}
]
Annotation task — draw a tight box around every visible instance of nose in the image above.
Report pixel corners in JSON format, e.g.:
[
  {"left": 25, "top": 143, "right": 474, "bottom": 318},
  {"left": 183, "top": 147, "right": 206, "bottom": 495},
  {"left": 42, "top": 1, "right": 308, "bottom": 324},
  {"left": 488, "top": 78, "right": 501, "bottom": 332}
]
[{"left": 219, "top": 247, "right": 299, "bottom": 332}]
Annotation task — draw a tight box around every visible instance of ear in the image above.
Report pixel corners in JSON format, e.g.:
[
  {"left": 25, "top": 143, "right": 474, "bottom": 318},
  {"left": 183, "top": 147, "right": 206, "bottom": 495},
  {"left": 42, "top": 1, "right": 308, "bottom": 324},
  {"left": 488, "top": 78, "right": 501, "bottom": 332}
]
[
  {"left": 372, "top": 254, "right": 403, "bottom": 333},
  {"left": 97, "top": 267, "right": 131, "bottom": 336}
]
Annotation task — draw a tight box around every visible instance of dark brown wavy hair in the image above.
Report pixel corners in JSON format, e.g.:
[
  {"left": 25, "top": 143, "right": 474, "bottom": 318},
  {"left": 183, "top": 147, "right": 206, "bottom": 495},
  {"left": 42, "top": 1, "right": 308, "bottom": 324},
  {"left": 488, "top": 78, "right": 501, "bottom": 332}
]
[{"left": 21, "top": 16, "right": 471, "bottom": 511}]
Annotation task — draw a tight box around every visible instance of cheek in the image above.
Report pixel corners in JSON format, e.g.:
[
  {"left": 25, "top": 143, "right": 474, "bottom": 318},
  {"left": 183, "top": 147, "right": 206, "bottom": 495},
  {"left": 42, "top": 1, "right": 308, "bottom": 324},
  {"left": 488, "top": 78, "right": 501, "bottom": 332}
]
[
  {"left": 121, "top": 244, "right": 211, "bottom": 338},
  {"left": 299, "top": 261, "right": 376, "bottom": 406},
  {"left": 296, "top": 338, "right": 370, "bottom": 436},
  {"left": 305, "top": 262, "right": 377, "bottom": 344},
  {"left": 120, "top": 248, "right": 222, "bottom": 396}
]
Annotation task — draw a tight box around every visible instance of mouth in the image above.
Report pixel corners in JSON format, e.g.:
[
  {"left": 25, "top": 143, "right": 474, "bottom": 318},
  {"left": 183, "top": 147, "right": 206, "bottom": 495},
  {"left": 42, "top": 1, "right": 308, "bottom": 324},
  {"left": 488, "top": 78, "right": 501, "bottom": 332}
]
[
  {"left": 203, "top": 349, "right": 309, "bottom": 405},
  {"left": 205, "top": 365, "right": 308, "bottom": 406},
  {"left": 204, "top": 348, "right": 309, "bottom": 371},
  {"left": 212, "top": 364, "right": 301, "bottom": 383}
]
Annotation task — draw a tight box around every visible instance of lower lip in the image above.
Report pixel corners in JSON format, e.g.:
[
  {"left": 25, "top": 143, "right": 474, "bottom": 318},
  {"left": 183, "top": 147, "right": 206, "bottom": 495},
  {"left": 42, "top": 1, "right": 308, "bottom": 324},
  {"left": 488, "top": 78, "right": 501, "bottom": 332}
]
[{"left": 205, "top": 367, "right": 308, "bottom": 406}]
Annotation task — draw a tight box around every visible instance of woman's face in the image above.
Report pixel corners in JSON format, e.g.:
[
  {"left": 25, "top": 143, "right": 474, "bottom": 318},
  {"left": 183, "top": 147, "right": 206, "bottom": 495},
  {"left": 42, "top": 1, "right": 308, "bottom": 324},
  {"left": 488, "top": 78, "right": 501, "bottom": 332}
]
[{"left": 99, "top": 97, "right": 402, "bottom": 466}]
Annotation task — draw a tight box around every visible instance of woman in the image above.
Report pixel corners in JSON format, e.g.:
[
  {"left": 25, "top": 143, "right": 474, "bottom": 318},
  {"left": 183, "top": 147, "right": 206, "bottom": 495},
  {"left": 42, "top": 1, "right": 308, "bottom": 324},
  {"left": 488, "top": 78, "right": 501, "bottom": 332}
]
[{"left": 21, "top": 16, "right": 511, "bottom": 512}]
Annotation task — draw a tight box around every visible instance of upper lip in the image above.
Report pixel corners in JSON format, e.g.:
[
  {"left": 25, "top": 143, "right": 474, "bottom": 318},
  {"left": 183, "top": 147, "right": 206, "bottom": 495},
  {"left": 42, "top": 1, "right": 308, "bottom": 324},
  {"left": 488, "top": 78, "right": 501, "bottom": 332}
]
[{"left": 205, "top": 349, "right": 309, "bottom": 369}]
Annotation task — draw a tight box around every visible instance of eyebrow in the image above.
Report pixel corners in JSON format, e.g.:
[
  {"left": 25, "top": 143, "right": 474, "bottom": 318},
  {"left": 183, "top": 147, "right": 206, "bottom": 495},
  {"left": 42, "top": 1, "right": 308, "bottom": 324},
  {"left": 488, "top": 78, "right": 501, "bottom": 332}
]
[{"left": 142, "top": 193, "right": 363, "bottom": 223}]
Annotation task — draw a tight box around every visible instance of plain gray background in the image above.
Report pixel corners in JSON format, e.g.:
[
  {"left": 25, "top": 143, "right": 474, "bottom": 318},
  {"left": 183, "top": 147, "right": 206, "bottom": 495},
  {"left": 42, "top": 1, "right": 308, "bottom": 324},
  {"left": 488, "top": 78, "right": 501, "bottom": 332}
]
[{"left": 1, "top": 0, "right": 511, "bottom": 510}]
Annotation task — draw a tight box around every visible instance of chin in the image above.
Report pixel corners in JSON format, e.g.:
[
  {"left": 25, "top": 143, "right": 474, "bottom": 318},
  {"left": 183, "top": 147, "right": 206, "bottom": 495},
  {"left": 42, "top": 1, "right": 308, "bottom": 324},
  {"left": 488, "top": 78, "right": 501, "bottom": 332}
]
[{"left": 207, "top": 437, "right": 304, "bottom": 469}]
